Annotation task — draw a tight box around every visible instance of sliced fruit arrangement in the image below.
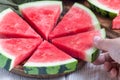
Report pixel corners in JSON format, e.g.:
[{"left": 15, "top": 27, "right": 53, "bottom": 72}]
[
  {"left": 0, "top": 0, "right": 106, "bottom": 76},
  {"left": 19, "top": 1, "right": 62, "bottom": 39},
  {"left": 0, "top": 8, "right": 40, "bottom": 38},
  {"left": 0, "top": 38, "right": 42, "bottom": 71},
  {"left": 112, "top": 15, "right": 120, "bottom": 29},
  {"left": 24, "top": 41, "right": 78, "bottom": 75},
  {"left": 52, "top": 29, "right": 106, "bottom": 62},
  {"left": 87, "top": 0, "right": 120, "bottom": 18},
  {"left": 49, "top": 3, "right": 100, "bottom": 39}
]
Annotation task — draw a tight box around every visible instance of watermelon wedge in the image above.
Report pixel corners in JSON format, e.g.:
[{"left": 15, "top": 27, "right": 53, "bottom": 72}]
[
  {"left": 52, "top": 29, "right": 106, "bottom": 62},
  {"left": 19, "top": 1, "right": 62, "bottom": 39},
  {"left": 112, "top": 15, "right": 120, "bottom": 29},
  {"left": 87, "top": 0, "right": 120, "bottom": 18},
  {"left": 49, "top": 3, "right": 100, "bottom": 40},
  {"left": 0, "top": 8, "right": 40, "bottom": 38},
  {"left": 0, "top": 38, "right": 42, "bottom": 71},
  {"left": 24, "top": 40, "right": 77, "bottom": 75}
]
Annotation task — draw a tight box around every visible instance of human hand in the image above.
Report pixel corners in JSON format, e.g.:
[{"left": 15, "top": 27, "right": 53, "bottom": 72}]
[{"left": 93, "top": 36, "right": 120, "bottom": 78}]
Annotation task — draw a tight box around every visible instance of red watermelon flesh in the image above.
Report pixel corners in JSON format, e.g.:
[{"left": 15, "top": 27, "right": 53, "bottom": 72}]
[
  {"left": 19, "top": 1, "right": 62, "bottom": 39},
  {"left": 0, "top": 8, "right": 40, "bottom": 38},
  {"left": 49, "top": 3, "right": 100, "bottom": 39},
  {"left": 0, "top": 38, "right": 42, "bottom": 70},
  {"left": 112, "top": 15, "right": 120, "bottom": 29},
  {"left": 27, "top": 40, "right": 73, "bottom": 63},
  {"left": 24, "top": 40, "right": 77, "bottom": 75},
  {"left": 52, "top": 29, "right": 105, "bottom": 62},
  {"left": 98, "top": 0, "right": 120, "bottom": 10}
]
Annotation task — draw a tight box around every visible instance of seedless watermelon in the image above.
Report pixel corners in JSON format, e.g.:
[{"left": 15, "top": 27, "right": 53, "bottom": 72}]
[
  {"left": 24, "top": 41, "right": 77, "bottom": 75},
  {"left": 52, "top": 29, "right": 106, "bottom": 62},
  {"left": 0, "top": 38, "right": 42, "bottom": 70},
  {"left": 49, "top": 3, "right": 100, "bottom": 39},
  {"left": 87, "top": 0, "right": 120, "bottom": 18},
  {"left": 19, "top": 1, "right": 62, "bottom": 39},
  {"left": 0, "top": 8, "right": 40, "bottom": 38}
]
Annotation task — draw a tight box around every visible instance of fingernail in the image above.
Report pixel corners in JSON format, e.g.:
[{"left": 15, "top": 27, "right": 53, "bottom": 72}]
[{"left": 94, "top": 36, "right": 101, "bottom": 45}]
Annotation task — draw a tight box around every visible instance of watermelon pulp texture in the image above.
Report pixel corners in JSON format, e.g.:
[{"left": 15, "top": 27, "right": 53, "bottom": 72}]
[
  {"left": 0, "top": 8, "right": 39, "bottom": 38},
  {"left": 0, "top": 38, "right": 42, "bottom": 70},
  {"left": 52, "top": 29, "right": 105, "bottom": 62},
  {"left": 19, "top": 1, "right": 62, "bottom": 39},
  {"left": 112, "top": 15, "right": 120, "bottom": 29},
  {"left": 98, "top": 0, "right": 120, "bottom": 10},
  {"left": 49, "top": 3, "right": 100, "bottom": 39},
  {"left": 24, "top": 41, "right": 77, "bottom": 75}
]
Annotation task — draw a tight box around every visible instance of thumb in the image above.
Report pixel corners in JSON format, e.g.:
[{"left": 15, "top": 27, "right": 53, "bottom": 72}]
[{"left": 93, "top": 36, "right": 111, "bottom": 51}]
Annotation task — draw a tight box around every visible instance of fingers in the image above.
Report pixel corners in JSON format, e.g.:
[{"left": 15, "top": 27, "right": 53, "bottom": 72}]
[
  {"left": 104, "top": 61, "right": 119, "bottom": 78},
  {"left": 93, "top": 36, "right": 112, "bottom": 51},
  {"left": 93, "top": 52, "right": 112, "bottom": 65},
  {"left": 109, "top": 68, "right": 118, "bottom": 78}
]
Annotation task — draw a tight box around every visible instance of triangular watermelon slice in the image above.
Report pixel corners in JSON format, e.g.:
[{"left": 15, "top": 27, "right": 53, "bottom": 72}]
[
  {"left": 52, "top": 29, "right": 106, "bottom": 62},
  {"left": 0, "top": 8, "right": 40, "bottom": 38},
  {"left": 49, "top": 3, "right": 100, "bottom": 40},
  {"left": 24, "top": 40, "right": 77, "bottom": 75},
  {"left": 87, "top": 0, "right": 120, "bottom": 18},
  {"left": 19, "top": 1, "right": 62, "bottom": 39},
  {"left": 0, "top": 38, "right": 42, "bottom": 71}
]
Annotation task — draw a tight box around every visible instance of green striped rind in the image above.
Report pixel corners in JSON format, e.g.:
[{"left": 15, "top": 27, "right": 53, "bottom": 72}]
[
  {"left": 0, "top": 53, "right": 12, "bottom": 71},
  {"left": 85, "top": 29, "right": 106, "bottom": 62},
  {"left": 74, "top": 3, "right": 101, "bottom": 30},
  {"left": 24, "top": 60, "right": 78, "bottom": 75},
  {"left": 87, "top": 0, "right": 118, "bottom": 19}
]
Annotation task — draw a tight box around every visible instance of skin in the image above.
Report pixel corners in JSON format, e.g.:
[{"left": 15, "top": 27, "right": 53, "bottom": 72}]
[{"left": 93, "top": 36, "right": 120, "bottom": 78}]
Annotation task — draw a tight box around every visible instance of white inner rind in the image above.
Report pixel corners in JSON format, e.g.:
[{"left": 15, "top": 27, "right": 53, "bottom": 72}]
[
  {"left": 0, "top": 45, "right": 15, "bottom": 70},
  {"left": 24, "top": 58, "right": 77, "bottom": 67},
  {"left": 0, "top": 8, "right": 13, "bottom": 22},
  {"left": 74, "top": 3, "right": 101, "bottom": 30},
  {"left": 85, "top": 29, "right": 106, "bottom": 62},
  {"left": 88, "top": 0, "right": 119, "bottom": 14},
  {"left": 19, "top": 1, "right": 63, "bottom": 13}
]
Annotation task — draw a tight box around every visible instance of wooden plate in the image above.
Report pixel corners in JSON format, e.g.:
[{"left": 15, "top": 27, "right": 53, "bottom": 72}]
[{"left": 10, "top": 0, "right": 120, "bottom": 78}]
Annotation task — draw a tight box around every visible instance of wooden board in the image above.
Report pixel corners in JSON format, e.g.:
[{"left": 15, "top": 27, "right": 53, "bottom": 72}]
[{"left": 10, "top": 0, "right": 120, "bottom": 79}]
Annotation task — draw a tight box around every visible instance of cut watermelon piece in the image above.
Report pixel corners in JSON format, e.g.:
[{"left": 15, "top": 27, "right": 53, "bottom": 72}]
[
  {"left": 0, "top": 38, "right": 42, "bottom": 71},
  {"left": 49, "top": 3, "right": 100, "bottom": 40},
  {"left": 0, "top": 8, "right": 40, "bottom": 38},
  {"left": 112, "top": 15, "right": 120, "bottom": 29},
  {"left": 19, "top": 1, "right": 62, "bottom": 39},
  {"left": 52, "top": 29, "right": 106, "bottom": 62},
  {"left": 87, "top": 0, "right": 120, "bottom": 18},
  {"left": 24, "top": 40, "right": 77, "bottom": 75}
]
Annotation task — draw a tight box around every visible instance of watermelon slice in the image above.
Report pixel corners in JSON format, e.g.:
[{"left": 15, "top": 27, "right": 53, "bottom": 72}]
[
  {"left": 0, "top": 38, "right": 42, "bottom": 71},
  {"left": 112, "top": 15, "right": 120, "bottom": 29},
  {"left": 52, "top": 29, "right": 106, "bottom": 62},
  {"left": 0, "top": 8, "right": 40, "bottom": 38},
  {"left": 24, "top": 40, "right": 77, "bottom": 75},
  {"left": 19, "top": 1, "right": 62, "bottom": 39},
  {"left": 49, "top": 3, "right": 100, "bottom": 40},
  {"left": 87, "top": 0, "right": 120, "bottom": 18}
]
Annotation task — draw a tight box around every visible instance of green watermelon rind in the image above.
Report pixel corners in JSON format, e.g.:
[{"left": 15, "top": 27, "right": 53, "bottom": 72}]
[
  {"left": 18, "top": 1, "right": 63, "bottom": 15},
  {"left": 0, "top": 46, "right": 16, "bottom": 71},
  {"left": 85, "top": 29, "right": 106, "bottom": 62},
  {"left": 23, "top": 59, "right": 78, "bottom": 75},
  {"left": 87, "top": 0, "right": 118, "bottom": 19},
  {"left": 74, "top": 3, "right": 101, "bottom": 30}
]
